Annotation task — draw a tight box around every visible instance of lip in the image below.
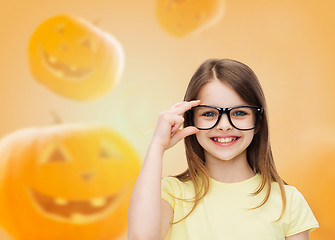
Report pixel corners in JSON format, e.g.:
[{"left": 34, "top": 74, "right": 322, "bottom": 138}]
[{"left": 210, "top": 135, "right": 240, "bottom": 147}]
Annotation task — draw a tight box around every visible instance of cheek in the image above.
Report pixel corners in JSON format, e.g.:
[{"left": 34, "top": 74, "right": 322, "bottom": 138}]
[
  {"left": 195, "top": 131, "right": 207, "bottom": 147},
  {"left": 243, "top": 131, "right": 256, "bottom": 147}
]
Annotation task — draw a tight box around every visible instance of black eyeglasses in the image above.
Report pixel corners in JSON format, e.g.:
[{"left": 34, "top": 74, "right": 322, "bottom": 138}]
[{"left": 187, "top": 105, "right": 263, "bottom": 131}]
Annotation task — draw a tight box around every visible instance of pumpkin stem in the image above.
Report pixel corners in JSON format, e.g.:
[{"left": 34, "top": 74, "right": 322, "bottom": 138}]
[{"left": 50, "top": 110, "right": 62, "bottom": 124}]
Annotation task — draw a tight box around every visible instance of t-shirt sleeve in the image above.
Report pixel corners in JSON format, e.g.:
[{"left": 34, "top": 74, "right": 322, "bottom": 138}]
[
  {"left": 161, "top": 177, "right": 180, "bottom": 210},
  {"left": 285, "top": 186, "right": 319, "bottom": 237}
]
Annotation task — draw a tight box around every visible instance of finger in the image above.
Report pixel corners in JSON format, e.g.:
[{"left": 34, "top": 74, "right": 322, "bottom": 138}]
[
  {"left": 170, "top": 116, "right": 184, "bottom": 134},
  {"left": 170, "top": 100, "right": 200, "bottom": 109},
  {"left": 170, "top": 100, "right": 201, "bottom": 115},
  {"left": 169, "top": 126, "right": 199, "bottom": 147}
]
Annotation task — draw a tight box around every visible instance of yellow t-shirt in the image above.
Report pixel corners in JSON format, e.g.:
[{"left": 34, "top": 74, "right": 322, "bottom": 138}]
[{"left": 161, "top": 174, "right": 319, "bottom": 240}]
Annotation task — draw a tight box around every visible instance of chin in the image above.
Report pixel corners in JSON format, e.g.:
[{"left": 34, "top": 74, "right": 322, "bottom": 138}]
[{"left": 205, "top": 150, "right": 247, "bottom": 162}]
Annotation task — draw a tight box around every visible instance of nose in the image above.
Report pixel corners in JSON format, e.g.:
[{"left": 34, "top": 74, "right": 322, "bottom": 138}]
[
  {"left": 80, "top": 171, "right": 95, "bottom": 182},
  {"left": 60, "top": 43, "right": 69, "bottom": 51},
  {"left": 215, "top": 114, "right": 233, "bottom": 131}
]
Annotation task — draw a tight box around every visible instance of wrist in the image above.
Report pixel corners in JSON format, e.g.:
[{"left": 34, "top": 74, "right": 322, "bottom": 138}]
[{"left": 148, "top": 141, "right": 166, "bottom": 155}]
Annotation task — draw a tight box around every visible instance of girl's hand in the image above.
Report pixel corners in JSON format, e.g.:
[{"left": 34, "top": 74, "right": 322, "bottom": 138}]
[{"left": 151, "top": 100, "right": 201, "bottom": 151}]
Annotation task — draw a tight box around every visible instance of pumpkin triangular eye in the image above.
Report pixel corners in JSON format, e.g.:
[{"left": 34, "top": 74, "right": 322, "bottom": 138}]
[
  {"left": 79, "top": 36, "right": 93, "bottom": 50},
  {"left": 48, "top": 148, "right": 68, "bottom": 162},
  {"left": 99, "top": 148, "right": 111, "bottom": 159},
  {"left": 54, "top": 23, "right": 66, "bottom": 34},
  {"left": 39, "top": 142, "right": 71, "bottom": 165},
  {"left": 99, "top": 139, "right": 122, "bottom": 160}
]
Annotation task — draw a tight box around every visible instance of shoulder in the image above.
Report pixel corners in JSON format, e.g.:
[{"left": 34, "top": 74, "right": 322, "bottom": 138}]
[
  {"left": 283, "top": 185, "right": 307, "bottom": 204},
  {"left": 162, "top": 176, "right": 182, "bottom": 185},
  {"left": 282, "top": 185, "right": 319, "bottom": 235},
  {"left": 282, "top": 185, "right": 312, "bottom": 212},
  {"left": 161, "top": 176, "right": 193, "bottom": 191},
  {"left": 269, "top": 180, "right": 302, "bottom": 197},
  {"left": 161, "top": 176, "right": 195, "bottom": 198},
  {"left": 267, "top": 181, "right": 313, "bottom": 214},
  {"left": 270, "top": 182, "right": 309, "bottom": 206},
  {"left": 283, "top": 185, "right": 300, "bottom": 197},
  {"left": 161, "top": 176, "right": 193, "bottom": 210},
  {"left": 269, "top": 181, "right": 319, "bottom": 235},
  {"left": 161, "top": 176, "right": 181, "bottom": 190}
]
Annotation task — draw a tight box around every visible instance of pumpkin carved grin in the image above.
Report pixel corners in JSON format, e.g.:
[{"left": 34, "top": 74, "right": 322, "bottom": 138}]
[
  {"left": 29, "top": 188, "right": 119, "bottom": 224},
  {"left": 40, "top": 46, "right": 94, "bottom": 81}
]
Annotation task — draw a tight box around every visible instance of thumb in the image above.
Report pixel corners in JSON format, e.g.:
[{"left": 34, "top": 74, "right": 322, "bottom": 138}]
[{"left": 169, "top": 126, "right": 199, "bottom": 148}]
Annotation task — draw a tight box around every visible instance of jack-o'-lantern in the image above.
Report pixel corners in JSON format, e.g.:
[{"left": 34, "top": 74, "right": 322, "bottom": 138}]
[
  {"left": 28, "top": 15, "right": 124, "bottom": 101},
  {"left": 156, "top": 0, "right": 225, "bottom": 37},
  {"left": 0, "top": 123, "right": 140, "bottom": 240}
]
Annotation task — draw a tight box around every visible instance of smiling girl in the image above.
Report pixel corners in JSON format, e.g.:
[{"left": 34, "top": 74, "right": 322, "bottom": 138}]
[{"left": 128, "top": 59, "right": 319, "bottom": 240}]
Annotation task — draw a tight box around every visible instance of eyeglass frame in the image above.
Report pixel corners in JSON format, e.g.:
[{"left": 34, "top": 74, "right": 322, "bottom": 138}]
[{"left": 187, "top": 105, "right": 264, "bottom": 131}]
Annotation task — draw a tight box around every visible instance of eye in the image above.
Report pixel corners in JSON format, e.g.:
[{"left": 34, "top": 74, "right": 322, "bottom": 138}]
[
  {"left": 99, "top": 139, "right": 122, "bottom": 160},
  {"left": 233, "top": 111, "right": 247, "bottom": 116},
  {"left": 53, "top": 23, "right": 66, "bottom": 34},
  {"left": 48, "top": 148, "right": 68, "bottom": 162},
  {"left": 194, "top": 11, "right": 207, "bottom": 22},
  {"left": 78, "top": 36, "right": 94, "bottom": 50},
  {"left": 99, "top": 148, "right": 112, "bottom": 159},
  {"left": 202, "top": 111, "right": 217, "bottom": 117},
  {"left": 39, "top": 142, "right": 71, "bottom": 165}
]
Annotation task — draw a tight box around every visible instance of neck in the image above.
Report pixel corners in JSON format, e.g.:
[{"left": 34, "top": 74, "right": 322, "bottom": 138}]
[{"left": 205, "top": 151, "right": 255, "bottom": 183}]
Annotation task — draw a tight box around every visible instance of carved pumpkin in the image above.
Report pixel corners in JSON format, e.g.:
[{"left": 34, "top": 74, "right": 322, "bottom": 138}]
[
  {"left": 28, "top": 15, "right": 124, "bottom": 101},
  {"left": 0, "top": 123, "right": 140, "bottom": 240},
  {"left": 156, "top": 0, "right": 225, "bottom": 37}
]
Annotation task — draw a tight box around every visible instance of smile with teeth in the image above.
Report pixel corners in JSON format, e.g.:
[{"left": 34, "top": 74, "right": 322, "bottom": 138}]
[
  {"left": 212, "top": 137, "right": 239, "bottom": 143},
  {"left": 28, "top": 188, "right": 121, "bottom": 224}
]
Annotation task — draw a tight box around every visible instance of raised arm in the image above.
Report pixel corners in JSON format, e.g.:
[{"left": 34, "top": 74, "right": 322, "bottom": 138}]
[
  {"left": 127, "top": 100, "right": 200, "bottom": 240},
  {"left": 285, "top": 230, "right": 309, "bottom": 240}
]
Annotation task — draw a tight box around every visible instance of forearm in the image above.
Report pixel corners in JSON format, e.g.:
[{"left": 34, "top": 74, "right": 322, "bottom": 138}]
[
  {"left": 128, "top": 143, "right": 165, "bottom": 240},
  {"left": 128, "top": 100, "right": 200, "bottom": 239}
]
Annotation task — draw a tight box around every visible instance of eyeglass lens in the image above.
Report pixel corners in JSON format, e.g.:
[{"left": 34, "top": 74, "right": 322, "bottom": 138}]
[{"left": 192, "top": 106, "right": 258, "bottom": 130}]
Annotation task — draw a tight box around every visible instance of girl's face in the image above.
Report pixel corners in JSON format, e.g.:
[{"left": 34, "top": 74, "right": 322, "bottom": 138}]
[{"left": 195, "top": 79, "right": 256, "bottom": 163}]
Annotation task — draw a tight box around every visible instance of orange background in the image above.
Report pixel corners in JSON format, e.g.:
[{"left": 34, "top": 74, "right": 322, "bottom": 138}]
[{"left": 1, "top": 0, "right": 335, "bottom": 239}]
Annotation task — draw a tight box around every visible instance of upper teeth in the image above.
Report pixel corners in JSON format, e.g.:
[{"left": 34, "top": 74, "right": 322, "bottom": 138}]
[
  {"left": 49, "top": 55, "right": 57, "bottom": 63},
  {"left": 54, "top": 198, "right": 67, "bottom": 205},
  {"left": 70, "top": 65, "right": 77, "bottom": 72},
  {"left": 90, "top": 197, "right": 106, "bottom": 207},
  {"left": 213, "top": 137, "right": 237, "bottom": 143}
]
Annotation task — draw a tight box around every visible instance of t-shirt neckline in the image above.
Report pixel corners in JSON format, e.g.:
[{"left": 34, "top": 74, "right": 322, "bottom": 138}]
[{"left": 209, "top": 173, "right": 261, "bottom": 187}]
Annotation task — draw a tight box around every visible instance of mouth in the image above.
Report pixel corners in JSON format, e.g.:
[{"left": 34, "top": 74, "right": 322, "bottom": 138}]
[
  {"left": 39, "top": 46, "right": 94, "bottom": 80},
  {"left": 211, "top": 137, "right": 240, "bottom": 145},
  {"left": 28, "top": 187, "right": 124, "bottom": 224}
]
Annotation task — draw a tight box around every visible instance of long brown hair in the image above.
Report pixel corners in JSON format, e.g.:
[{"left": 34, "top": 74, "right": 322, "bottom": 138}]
[{"left": 173, "top": 59, "right": 286, "bottom": 223}]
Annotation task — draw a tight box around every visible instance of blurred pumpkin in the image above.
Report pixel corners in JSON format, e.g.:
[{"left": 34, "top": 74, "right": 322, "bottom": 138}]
[
  {"left": 28, "top": 14, "right": 124, "bottom": 101},
  {"left": 156, "top": 0, "right": 225, "bottom": 37},
  {"left": 0, "top": 123, "right": 140, "bottom": 240}
]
